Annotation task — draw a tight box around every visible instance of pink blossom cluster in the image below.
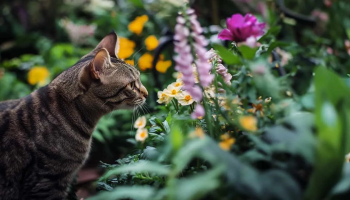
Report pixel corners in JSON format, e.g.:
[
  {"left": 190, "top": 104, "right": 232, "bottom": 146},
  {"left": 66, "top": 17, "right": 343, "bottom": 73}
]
[
  {"left": 173, "top": 9, "right": 213, "bottom": 119},
  {"left": 206, "top": 49, "right": 232, "bottom": 85}
]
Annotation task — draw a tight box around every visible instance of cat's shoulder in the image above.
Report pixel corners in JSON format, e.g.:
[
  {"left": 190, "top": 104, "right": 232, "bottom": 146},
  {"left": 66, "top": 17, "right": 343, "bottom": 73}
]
[{"left": 0, "top": 99, "right": 21, "bottom": 112}]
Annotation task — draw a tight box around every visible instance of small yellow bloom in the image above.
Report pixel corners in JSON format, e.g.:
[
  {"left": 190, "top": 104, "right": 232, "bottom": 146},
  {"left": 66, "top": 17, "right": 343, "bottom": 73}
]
[
  {"left": 118, "top": 37, "right": 136, "bottom": 59},
  {"left": 125, "top": 60, "right": 134, "bottom": 66},
  {"left": 219, "top": 133, "right": 235, "bottom": 151},
  {"left": 156, "top": 60, "right": 172, "bottom": 73},
  {"left": 165, "top": 84, "right": 181, "bottom": 97},
  {"left": 189, "top": 127, "right": 205, "bottom": 139},
  {"left": 138, "top": 53, "right": 153, "bottom": 71},
  {"left": 239, "top": 116, "right": 258, "bottom": 131},
  {"left": 247, "top": 103, "right": 264, "bottom": 117},
  {"left": 128, "top": 15, "right": 148, "bottom": 35},
  {"left": 134, "top": 116, "right": 146, "bottom": 129},
  {"left": 28, "top": 66, "right": 50, "bottom": 86},
  {"left": 157, "top": 90, "right": 172, "bottom": 104},
  {"left": 145, "top": 35, "right": 159, "bottom": 51},
  {"left": 135, "top": 128, "right": 148, "bottom": 142},
  {"left": 176, "top": 91, "right": 194, "bottom": 106}
]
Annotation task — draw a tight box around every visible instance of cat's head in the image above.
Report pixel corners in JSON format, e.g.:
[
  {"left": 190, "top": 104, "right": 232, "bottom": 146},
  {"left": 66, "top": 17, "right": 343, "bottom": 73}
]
[{"left": 53, "top": 32, "right": 148, "bottom": 111}]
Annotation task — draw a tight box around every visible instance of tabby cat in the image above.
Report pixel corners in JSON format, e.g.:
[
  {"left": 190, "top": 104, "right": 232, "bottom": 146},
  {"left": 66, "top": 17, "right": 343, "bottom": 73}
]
[{"left": 0, "top": 32, "right": 148, "bottom": 200}]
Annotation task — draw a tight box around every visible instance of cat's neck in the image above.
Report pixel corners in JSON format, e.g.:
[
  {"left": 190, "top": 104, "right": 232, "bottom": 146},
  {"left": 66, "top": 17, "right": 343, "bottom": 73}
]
[{"left": 34, "top": 85, "right": 104, "bottom": 135}]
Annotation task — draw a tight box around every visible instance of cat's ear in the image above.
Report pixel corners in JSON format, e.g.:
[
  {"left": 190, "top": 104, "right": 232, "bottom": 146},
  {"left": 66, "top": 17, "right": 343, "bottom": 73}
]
[
  {"left": 95, "top": 31, "right": 120, "bottom": 58},
  {"left": 79, "top": 48, "right": 110, "bottom": 91}
]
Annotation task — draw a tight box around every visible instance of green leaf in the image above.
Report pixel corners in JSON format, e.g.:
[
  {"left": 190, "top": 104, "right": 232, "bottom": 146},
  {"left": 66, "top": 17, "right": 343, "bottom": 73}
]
[
  {"left": 304, "top": 67, "right": 350, "bottom": 200},
  {"left": 101, "top": 161, "right": 170, "bottom": 180},
  {"left": 172, "top": 139, "right": 207, "bottom": 174},
  {"left": 267, "top": 41, "right": 289, "bottom": 53},
  {"left": 238, "top": 45, "right": 258, "bottom": 60},
  {"left": 170, "top": 122, "right": 184, "bottom": 152},
  {"left": 213, "top": 44, "right": 241, "bottom": 64},
  {"left": 174, "top": 165, "right": 224, "bottom": 200},
  {"left": 87, "top": 186, "right": 155, "bottom": 200},
  {"left": 258, "top": 26, "right": 281, "bottom": 42},
  {"left": 128, "top": 0, "right": 144, "bottom": 7}
]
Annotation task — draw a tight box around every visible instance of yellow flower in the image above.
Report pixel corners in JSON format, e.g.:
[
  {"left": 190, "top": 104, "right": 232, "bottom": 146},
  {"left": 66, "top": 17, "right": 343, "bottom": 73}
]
[
  {"left": 189, "top": 127, "right": 205, "bottom": 139},
  {"left": 28, "top": 66, "right": 50, "bottom": 86},
  {"left": 118, "top": 37, "right": 136, "bottom": 59},
  {"left": 134, "top": 116, "right": 146, "bottom": 129},
  {"left": 135, "top": 128, "right": 148, "bottom": 142},
  {"left": 138, "top": 53, "right": 153, "bottom": 71},
  {"left": 247, "top": 103, "right": 264, "bottom": 117},
  {"left": 145, "top": 35, "right": 159, "bottom": 51},
  {"left": 239, "top": 116, "right": 258, "bottom": 132},
  {"left": 128, "top": 15, "right": 148, "bottom": 35},
  {"left": 157, "top": 90, "right": 172, "bottom": 104},
  {"left": 219, "top": 133, "right": 235, "bottom": 151},
  {"left": 125, "top": 60, "right": 134, "bottom": 66},
  {"left": 118, "top": 38, "right": 135, "bottom": 59},
  {"left": 156, "top": 60, "right": 172, "bottom": 73},
  {"left": 164, "top": 84, "right": 181, "bottom": 97},
  {"left": 176, "top": 91, "right": 194, "bottom": 106}
]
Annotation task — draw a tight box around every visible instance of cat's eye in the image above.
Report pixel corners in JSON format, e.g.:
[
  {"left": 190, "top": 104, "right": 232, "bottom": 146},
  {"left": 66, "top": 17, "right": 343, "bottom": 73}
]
[{"left": 128, "top": 81, "right": 135, "bottom": 89}]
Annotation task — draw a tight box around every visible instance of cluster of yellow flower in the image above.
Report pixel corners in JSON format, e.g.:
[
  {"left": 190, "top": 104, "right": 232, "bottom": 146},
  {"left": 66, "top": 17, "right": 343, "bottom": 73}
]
[
  {"left": 157, "top": 75, "right": 195, "bottom": 106},
  {"left": 134, "top": 116, "right": 148, "bottom": 142},
  {"left": 121, "top": 15, "right": 172, "bottom": 73}
]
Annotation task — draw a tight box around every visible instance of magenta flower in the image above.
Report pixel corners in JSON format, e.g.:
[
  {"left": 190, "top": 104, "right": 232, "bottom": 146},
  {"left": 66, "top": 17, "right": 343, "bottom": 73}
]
[{"left": 218, "top": 13, "right": 265, "bottom": 43}]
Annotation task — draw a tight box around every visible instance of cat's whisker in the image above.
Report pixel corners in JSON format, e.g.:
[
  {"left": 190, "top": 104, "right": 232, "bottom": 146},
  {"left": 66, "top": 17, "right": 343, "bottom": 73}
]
[
  {"left": 130, "top": 106, "right": 137, "bottom": 134},
  {"left": 142, "top": 103, "right": 151, "bottom": 114},
  {"left": 102, "top": 100, "right": 109, "bottom": 107},
  {"left": 139, "top": 103, "right": 149, "bottom": 116},
  {"left": 139, "top": 104, "right": 146, "bottom": 116},
  {"left": 131, "top": 47, "right": 144, "bottom": 62}
]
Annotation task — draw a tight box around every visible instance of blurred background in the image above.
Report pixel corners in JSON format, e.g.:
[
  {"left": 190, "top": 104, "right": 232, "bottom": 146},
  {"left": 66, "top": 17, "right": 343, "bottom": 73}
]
[{"left": 1, "top": 0, "right": 350, "bottom": 199}]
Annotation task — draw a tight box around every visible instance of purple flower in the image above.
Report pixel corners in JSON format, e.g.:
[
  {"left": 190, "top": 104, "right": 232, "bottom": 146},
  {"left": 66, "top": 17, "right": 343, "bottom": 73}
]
[
  {"left": 218, "top": 13, "right": 265, "bottom": 43},
  {"left": 191, "top": 104, "right": 205, "bottom": 119},
  {"left": 173, "top": 9, "right": 214, "bottom": 118}
]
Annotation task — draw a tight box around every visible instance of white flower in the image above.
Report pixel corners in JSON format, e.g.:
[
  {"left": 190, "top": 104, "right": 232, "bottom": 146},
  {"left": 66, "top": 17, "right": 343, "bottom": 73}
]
[
  {"left": 157, "top": 90, "right": 172, "bottom": 104},
  {"left": 134, "top": 116, "right": 146, "bottom": 129},
  {"left": 175, "top": 91, "right": 194, "bottom": 106},
  {"left": 164, "top": 84, "right": 181, "bottom": 97},
  {"left": 170, "top": 80, "right": 183, "bottom": 89},
  {"left": 135, "top": 128, "right": 148, "bottom": 142}
]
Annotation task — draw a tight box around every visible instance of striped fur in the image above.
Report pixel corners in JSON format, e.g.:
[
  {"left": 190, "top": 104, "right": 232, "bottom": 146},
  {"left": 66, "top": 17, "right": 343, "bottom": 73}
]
[{"left": 0, "top": 32, "right": 148, "bottom": 200}]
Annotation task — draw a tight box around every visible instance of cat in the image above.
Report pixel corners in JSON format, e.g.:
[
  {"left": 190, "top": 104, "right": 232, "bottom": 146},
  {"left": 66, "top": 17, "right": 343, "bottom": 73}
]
[{"left": 0, "top": 31, "right": 148, "bottom": 200}]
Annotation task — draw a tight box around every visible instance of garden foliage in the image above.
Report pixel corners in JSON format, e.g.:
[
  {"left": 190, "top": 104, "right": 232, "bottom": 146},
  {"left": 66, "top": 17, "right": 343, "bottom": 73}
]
[{"left": 1, "top": 0, "right": 350, "bottom": 200}]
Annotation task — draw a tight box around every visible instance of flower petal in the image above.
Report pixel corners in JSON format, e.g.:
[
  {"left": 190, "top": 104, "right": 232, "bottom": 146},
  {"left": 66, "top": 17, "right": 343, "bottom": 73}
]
[{"left": 218, "top": 29, "right": 234, "bottom": 41}]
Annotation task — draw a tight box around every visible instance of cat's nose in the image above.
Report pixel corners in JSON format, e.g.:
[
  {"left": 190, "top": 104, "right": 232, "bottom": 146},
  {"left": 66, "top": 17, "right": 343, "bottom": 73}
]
[{"left": 140, "top": 85, "right": 148, "bottom": 98}]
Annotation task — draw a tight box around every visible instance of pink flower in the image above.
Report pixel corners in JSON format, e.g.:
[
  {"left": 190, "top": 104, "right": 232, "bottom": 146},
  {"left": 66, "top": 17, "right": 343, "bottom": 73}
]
[
  {"left": 218, "top": 13, "right": 265, "bottom": 43},
  {"left": 216, "top": 64, "right": 232, "bottom": 85},
  {"left": 187, "top": 85, "right": 203, "bottom": 101},
  {"left": 191, "top": 104, "right": 205, "bottom": 119}
]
